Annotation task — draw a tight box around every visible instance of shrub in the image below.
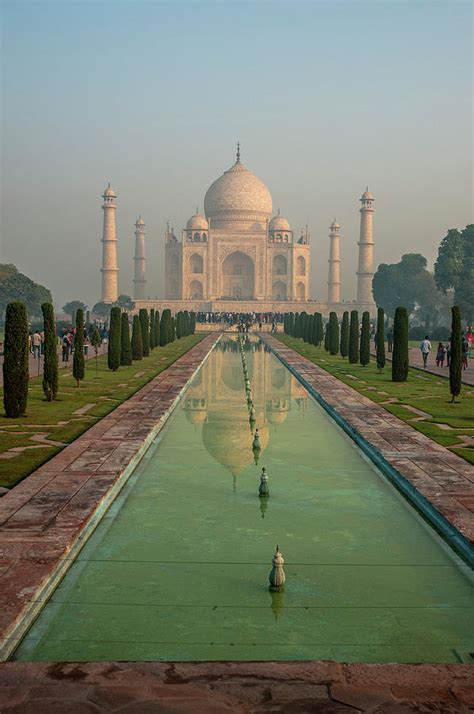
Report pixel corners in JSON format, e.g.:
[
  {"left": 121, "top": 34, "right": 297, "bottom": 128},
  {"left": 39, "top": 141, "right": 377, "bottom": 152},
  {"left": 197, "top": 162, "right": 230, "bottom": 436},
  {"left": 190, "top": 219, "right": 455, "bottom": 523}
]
[
  {"left": 449, "top": 305, "right": 462, "bottom": 402},
  {"left": 329, "top": 311, "right": 339, "bottom": 355},
  {"left": 376, "top": 307, "right": 385, "bottom": 371},
  {"left": 360, "top": 311, "right": 370, "bottom": 366},
  {"left": 139, "top": 309, "right": 150, "bottom": 357},
  {"left": 392, "top": 306, "right": 409, "bottom": 382},
  {"left": 41, "top": 302, "right": 58, "bottom": 401},
  {"left": 131, "top": 314, "right": 143, "bottom": 360},
  {"left": 120, "top": 312, "right": 132, "bottom": 365},
  {"left": 108, "top": 306, "right": 121, "bottom": 371},
  {"left": 340, "top": 311, "right": 349, "bottom": 358},
  {"left": 3, "top": 301, "right": 29, "bottom": 417},
  {"left": 348, "top": 310, "right": 359, "bottom": 364},
  {"left": 73, "top": 308, "right": 85, "bottom": 386}
]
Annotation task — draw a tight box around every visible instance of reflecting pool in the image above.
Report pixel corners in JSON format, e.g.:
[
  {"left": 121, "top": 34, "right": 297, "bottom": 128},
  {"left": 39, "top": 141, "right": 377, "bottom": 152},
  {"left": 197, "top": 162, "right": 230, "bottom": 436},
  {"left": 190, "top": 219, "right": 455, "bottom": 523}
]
[{"left": 14, "top": 336, "right": 474, "bottom": 662}]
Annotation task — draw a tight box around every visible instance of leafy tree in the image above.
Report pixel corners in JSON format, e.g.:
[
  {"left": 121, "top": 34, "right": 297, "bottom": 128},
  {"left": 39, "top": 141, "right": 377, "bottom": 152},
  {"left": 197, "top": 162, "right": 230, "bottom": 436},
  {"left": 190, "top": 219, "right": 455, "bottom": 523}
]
[
  {"left": 139, "top": 308, "right": 150, "bottom": 356},
  {"left": 108, "top": 307, "right": 121, "bottom": 371},
  {"left": 3, "top": 301, "right": 29, "bottom": 417},
  {"left": 160, "top": 309, "right": 171, "bottom": 346},
  {"left": 360, "top": 311, "right": 370, "bottom": 366},
  {"left": 92, "top": 301, "right": 112, "bottom": 317},
  {"left": 392, "top": 306, "right": 408, "bottom": 382},
  {"left": 131, "top": 315, "right": 143, "bottom": 360},
  {"left": 434, "top": 229, "right": 464, "bottom": 294},
  {"left": 348, "top": 310, "right": 359, "bottom": 364},
  {"left": 91, "top": 326, "right": 102, "bottom": 377},
  {"left": 154, "top": 310, "right": 160, "bottom": 346},
  {"left": 340, "top": 311, "right": 349, "bottom": 358},
  {"left": 63, "top": 300, "right": 87, "bottom": 318},
  {"left": 329, "top": 311, "right": 339, "bottom": 355},
  {"left": 0, "top": 265, "right": 52, "bottom": 317},
  {"left": 73, "top": 309, "right": 85, "bottom": 387},
  {"left": 456, "top": 225, "right": 474, "bottom": 323},
  {"left": 149, "top": 308, "right": 155, "bottom": 349},
  {"left": 449, "top": 306, "right": 462, "bottom": 403},
  {"left": 120, "top": 312, "right": 132, "bottom": 365},
  {"left": 41, "top": 302, "right": 58, "bottom": 401},
  {"left": 315, "top": 313, "right": 324, "bottom": 346},
  {"left": 116, "top": 294, "right": 135, "bottom": 311},
  {"left": 376, "top": 306, "right": 385, "bottom": 372}
]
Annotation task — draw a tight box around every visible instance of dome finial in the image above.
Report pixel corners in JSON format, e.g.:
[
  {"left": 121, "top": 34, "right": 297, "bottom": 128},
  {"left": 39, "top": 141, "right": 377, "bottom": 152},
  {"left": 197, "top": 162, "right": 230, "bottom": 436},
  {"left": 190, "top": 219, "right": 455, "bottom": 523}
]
[
  {"left": 236, "top": 141, "right": 240, "bottom": 162},
  {"left": 277, "top": 207, "right": 280, "bottom": 216}
]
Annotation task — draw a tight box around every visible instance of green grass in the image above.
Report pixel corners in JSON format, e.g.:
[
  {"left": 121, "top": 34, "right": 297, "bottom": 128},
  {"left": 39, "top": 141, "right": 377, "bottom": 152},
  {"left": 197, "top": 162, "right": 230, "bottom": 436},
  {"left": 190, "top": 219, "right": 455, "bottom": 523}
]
[
  {"left": 276, "top": 335, "right": 474, "bottom": 465},
  {"left": 0, "top": 335, "right": 204, "bottom": 489}
]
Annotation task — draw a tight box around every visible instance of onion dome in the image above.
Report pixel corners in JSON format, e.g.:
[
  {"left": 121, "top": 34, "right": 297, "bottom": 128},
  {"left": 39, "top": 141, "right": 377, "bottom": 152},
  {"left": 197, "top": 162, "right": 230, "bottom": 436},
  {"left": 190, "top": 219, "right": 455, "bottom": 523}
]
[
  {"left": 269, "top": 210, "right": 290, "bottom": 232},
  {"left": 186, "top": 212, "right": 209, "bottom": 231},
  {"left": 330, "top": 218, "right": 340, "bottom": 229},
  {"left": 361, "top": 187, "right": 373, "bottom": 200},
  {"left": 103, "top": 182, "right": 116, "bottom": 197},
  {"left": 204, "top": 150, "right": 272, "bottom": 228},
  {"left": 135, "top": 215, "right": 145, "bottom": 226}
]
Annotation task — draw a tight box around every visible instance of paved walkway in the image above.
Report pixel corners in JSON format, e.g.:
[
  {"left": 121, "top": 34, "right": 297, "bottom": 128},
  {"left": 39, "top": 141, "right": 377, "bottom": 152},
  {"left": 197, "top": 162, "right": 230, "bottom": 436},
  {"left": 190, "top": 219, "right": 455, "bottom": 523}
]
[
  {"left": 1, "top": 660, "right": 473, "bottom": 712},
  {"left": 0, "top": 344, "right": 108, "bottom": 387},
  {"left": 0, "top": 333, "right": 219, "bottom": 661},
  {"left": 406, "top": 346, "right": 473, "bottom": 385},
  {"left": 264, "top": 335, "right": 474, "bottom": 554}
]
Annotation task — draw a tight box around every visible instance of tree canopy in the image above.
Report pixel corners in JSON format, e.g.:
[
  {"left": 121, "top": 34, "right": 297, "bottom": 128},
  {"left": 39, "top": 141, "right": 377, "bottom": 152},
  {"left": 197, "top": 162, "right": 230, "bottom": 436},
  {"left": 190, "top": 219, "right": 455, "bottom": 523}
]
[
  {"left": 63, "top": 300, "right": 87, "bottom": 317},
  {"left": 435, "top": 225, "right": 473, "bottom": 323},
  {"left": 0, "top": 264, "right": 52, "bottom": 317}
]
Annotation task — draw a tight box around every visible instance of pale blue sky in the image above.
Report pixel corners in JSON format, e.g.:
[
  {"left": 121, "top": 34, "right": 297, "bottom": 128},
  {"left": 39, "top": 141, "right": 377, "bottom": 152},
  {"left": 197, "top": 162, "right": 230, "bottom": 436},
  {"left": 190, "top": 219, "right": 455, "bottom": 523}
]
[{"left": 1, "top": 0, "right": 472, "bottom": 307}]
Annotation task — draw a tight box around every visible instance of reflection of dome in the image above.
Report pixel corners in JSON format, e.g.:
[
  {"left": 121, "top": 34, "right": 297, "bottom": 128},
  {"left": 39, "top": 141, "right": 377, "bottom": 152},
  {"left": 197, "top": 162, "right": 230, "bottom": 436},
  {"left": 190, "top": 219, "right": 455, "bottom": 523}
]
[
  {"left": 184, "top": 396, "right": 207, "bottom": 425},
  {"left": 186, "top": 212, "right": 209, "bottom": 230},
  {"left": 204, "top": 157, "right": 272, "bottom": 228},
  {"left": 202, "top": 409, "right": 268, "bottom": 475},
  {"left": 269, "top": 213, "right": 290, "bottom": 232},
  {"left": 266, "top": 399, "right": 290, "bottom": 426}
]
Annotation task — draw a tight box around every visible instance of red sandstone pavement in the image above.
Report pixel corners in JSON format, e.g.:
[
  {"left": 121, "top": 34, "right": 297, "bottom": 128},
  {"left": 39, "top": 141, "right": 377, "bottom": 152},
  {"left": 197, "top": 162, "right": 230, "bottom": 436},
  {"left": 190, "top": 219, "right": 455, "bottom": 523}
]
[
  {"left": 264, "top": 335, "right": 474, "bottom": 551},
  {"left": 0, "top": 661, "right": 473, "bottom": 712},
  {"left": 0, "top": 333, "right": 219, "bottom": 661},
  {"left": 386, "top": 346, "right": 474, "bottom": 387}
]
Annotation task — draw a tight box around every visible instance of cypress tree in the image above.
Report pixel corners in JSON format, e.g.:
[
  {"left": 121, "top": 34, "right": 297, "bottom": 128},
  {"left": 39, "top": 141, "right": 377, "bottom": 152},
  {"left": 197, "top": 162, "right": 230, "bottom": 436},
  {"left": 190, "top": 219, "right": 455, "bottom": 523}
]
[
  {"left": 288, "top": 312, "right": 295, "bottom": 336},
  {"left": 184, "top": 310, "right": 190, "bottom": 336},
  {"left": 175, "top": 311, "right": 181, "bottom": 339},
  {"left": 154, "top": 310, "right": 161, "bottom": 346},
  {"left": 91, "top": 326, "right": 101, "bottom": 377},
  {"left": 3, "top": 301, "right": 29, "bottom": 418},
  {"left": 41, "top": 302, "right": 58, "bottom": 401},
  {"left": 120, "top": 312, "right": 132, "bottom": 365},
  {"left": 190, "top": 311, "right": 196, "bottom": 334},
  {"left": 73, "top": 308, "right": 85, "bottom": 386},
  {"left": 301, "top": 312, "right": 309, "bottom": 342},
  {"left": 108, "top": 306, "right": 121, "bottom": 371},
  {"left": 307, "top": 314, "right": 314, "bottom": 345},
  {"left": 392, "top": 306, "right": 409, "bottom": 382},
  {"left": 360, "top": 311, "right": 370, "bottom": 366},
  {"left": 149, "top": 309, "right": 155, "bottom": 349},
  {"left": 340, "top": 311, "right": 349, "bottom": 358},
  {"left": 449, "top": 305, "right": 462, "bottom": 403},
  {"left": 131, "top": 314, "right": 143, "bottom": 360},
  {"left": 315, "top": 313, "right": 323, "bottom": 346},
  {"left": 170, "top": 316, "right": 176, "bottom": 342},
  {"left": 160, "top": 309, "right": 171, "bottom": 346},
  {"left": 139, "top": 308, "right": 150, "bottom": 357},
  {"left": 376, "top": 307, "right": 386, "bottom": 372},
  {"left": 329, "top": 311, "right": 339, "bottom": 355},
  {"left": 349, "top": 310, "right": 359, "bottom": 364},
  {"left": 324, "top": 322, "right": 330, "bottom": 351},
  {"left": 294, "top": 313, "right": 301, "bottom": 338}
]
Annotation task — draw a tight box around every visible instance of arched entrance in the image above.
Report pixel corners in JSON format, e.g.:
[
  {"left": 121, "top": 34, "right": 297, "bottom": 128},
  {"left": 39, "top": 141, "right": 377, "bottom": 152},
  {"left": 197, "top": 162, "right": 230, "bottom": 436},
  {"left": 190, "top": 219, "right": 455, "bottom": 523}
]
[
  {"left": 272, "top": 280, "right": 287, "bottom": 300},
  {"left": 189, "top": 280, "right": 203, "bottom": 299},
  {"left": 221, "top": 251, "right": 255, "bottom": 299},
  {"left": 296, "top": 282, "right": 305, "bottom": 300}
]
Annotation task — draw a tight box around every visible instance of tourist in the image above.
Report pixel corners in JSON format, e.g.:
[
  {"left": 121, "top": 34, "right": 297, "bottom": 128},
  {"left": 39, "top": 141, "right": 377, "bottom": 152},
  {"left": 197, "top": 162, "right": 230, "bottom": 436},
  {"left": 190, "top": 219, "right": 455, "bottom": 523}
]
[
  {"left": 32, "top": 331, "right": 41, "bottom": 359},
  {"left": 436, "top": 342, "right": 446, "bottom": 367},
  {"left": 462, "top": 332, "right": 469, "bottom": 370},
  {"left": 61, "top": 333, "right": 70, "bottom": 362},
  {"left": 420, "top": 335, "right": 431, "bottom": 369}
]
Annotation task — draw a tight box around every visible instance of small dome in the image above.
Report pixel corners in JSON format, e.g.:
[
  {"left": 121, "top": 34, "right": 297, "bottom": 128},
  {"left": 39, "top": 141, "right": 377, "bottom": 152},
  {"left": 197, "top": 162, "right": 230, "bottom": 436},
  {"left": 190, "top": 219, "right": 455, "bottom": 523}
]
[
  {"left": 361, "top": 187, "right": 373, "bottom": 200},
  {"left": 186, "top": 212, "right": 209, "bottom": 231},
  {"left": 136, "top": 215, "right": 145, "bottom": 226},
  {"left": 269, "top": 213, "right": 290, "bottom": 231},
  {"left": 103, "top": 183, "right": 116, "bottom": 197},
  {"left": 330, "top": 218, "right": 340, "bottom": 229}
]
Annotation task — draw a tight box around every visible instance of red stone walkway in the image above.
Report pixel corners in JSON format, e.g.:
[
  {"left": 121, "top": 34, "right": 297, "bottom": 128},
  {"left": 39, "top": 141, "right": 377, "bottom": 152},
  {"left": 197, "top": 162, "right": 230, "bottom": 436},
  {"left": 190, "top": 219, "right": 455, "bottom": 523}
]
[
  {"left": 0, "top": 660, "right": 473, "bottom": 712},
  {"left": 264, "top": 335, "right": 474, "bottom": 556},
  {"left": 0, "top": 333, "right": 219, "bottom": 661},
  {"left": 378, "top": 345, "right": 474, "bottom": 386}
]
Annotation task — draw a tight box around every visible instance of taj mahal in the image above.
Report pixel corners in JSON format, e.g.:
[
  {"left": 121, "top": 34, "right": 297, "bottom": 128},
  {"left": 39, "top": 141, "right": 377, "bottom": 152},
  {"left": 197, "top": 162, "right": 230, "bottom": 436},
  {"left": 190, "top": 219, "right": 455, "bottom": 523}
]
[{"left": 99, "top": 145, "right": 376, "bottom": 316}]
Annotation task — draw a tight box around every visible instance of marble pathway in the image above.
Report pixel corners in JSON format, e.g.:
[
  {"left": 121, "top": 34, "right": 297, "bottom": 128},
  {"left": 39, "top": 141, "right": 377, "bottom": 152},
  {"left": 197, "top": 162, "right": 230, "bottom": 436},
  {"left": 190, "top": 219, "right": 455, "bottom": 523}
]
[
  {"left": 264, "top": 335, "right": 474, "bottom": 553},
  {"left": 0, "top": 332, "right": 219, "bottom": 661}
]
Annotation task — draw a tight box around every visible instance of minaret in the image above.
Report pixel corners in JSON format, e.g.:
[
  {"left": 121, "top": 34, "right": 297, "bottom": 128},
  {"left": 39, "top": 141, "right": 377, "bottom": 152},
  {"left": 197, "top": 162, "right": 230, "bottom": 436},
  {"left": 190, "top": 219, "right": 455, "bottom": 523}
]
[
  {"left": 100, "top": 183, "right": 118, "bottom": 303},
  {"left": 133, "top": 216, "right": 146, "bottom": 300},
  {"left": 356, "top": 187, "right": 375, "bottom": 305},
  {"left": 327, "top": 219, "right": 341, "bottom": 304}
]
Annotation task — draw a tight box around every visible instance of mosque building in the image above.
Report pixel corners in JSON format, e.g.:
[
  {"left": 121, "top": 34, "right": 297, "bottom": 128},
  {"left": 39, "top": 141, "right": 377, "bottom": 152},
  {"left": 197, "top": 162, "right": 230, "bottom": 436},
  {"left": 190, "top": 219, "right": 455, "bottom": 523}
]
[{"left": 99, "top": 145, "right": 376, "bottom": 316}]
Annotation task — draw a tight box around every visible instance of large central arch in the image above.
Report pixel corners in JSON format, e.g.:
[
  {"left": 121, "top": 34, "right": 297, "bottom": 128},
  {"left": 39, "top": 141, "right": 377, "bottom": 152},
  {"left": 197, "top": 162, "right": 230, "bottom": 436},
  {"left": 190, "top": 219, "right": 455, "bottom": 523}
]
[{"left": 221, "top": 251, "right": 255, "bottom": 299}]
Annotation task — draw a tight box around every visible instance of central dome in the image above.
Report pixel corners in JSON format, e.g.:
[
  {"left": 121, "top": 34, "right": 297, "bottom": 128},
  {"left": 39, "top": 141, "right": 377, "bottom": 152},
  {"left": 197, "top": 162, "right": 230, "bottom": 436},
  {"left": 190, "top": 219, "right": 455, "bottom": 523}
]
[{"left": 204, "top": 157, "right": 272, "bottom": 229}]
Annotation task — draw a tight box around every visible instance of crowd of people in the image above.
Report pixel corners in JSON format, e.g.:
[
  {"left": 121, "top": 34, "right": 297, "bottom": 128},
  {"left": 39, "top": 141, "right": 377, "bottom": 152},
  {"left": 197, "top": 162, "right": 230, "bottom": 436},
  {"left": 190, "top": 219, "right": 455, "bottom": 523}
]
[
  {"left": 418, "top": 330, "right": 472, "bottom": 371},
  {"left": 196, "top": 311, "right": 283, "bottom": 333}
]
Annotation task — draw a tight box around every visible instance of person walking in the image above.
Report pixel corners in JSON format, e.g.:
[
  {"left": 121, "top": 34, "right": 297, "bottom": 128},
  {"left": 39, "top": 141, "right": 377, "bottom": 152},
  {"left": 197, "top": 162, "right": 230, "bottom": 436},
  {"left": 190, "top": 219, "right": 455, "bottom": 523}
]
[
  {"left": 32, "top": 331, "right": 41, "bottom": 359},
  {"left": 436, "top": 342, "right": 446, "bottom": 367},
  {"left": 420, "top": 335, "right": 431, "bottom": 369}
]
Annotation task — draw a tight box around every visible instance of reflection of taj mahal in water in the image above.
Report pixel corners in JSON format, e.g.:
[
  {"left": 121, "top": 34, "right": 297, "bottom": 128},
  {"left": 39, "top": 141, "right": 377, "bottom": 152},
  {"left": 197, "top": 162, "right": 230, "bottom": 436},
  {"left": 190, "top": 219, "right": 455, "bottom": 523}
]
[
  {"left": 183, "top": 336, "right": 308, "bottom": 478},
  {"left": 100, "top": 145, "right": 376, "bottom": 316}
]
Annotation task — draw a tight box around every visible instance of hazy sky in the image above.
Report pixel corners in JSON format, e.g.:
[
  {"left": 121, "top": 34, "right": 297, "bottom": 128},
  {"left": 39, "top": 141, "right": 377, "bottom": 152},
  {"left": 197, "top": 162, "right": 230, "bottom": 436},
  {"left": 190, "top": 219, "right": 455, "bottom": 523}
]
[{"left": 1, "top": 0, "right": 472, "bottom": 309}]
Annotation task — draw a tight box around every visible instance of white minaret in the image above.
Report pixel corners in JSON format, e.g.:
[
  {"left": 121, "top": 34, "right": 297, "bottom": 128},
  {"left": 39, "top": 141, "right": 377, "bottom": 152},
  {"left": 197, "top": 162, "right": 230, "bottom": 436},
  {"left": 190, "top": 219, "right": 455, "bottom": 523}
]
[
  {"left": 100, "top": 183, "right": 119, "bottom": 303},
  {"left": 356, "top": 187, "right": 375, "bottom": 306},
  {"left": 133, "top": 216, "right": 146, "bottom": 300},
  {"left": 327, "top": 218, "right": 341, "bottom": 305}
]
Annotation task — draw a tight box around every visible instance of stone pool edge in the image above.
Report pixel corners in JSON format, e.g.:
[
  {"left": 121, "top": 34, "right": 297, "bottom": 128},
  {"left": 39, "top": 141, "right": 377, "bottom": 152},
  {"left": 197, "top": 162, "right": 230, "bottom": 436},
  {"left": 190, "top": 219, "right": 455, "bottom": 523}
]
[
  {"left": 262, "top": 334, "right": 474, "bottom": 567},
  {"left": 0, "top": 332, "right": 221, "bottom": 662}
]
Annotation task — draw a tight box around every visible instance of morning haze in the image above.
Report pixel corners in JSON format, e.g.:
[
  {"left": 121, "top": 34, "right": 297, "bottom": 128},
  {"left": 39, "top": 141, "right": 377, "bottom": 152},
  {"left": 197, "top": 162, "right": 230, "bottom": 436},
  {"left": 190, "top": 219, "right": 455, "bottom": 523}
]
[{"left": 1, "top": 0, "right": 472, "bottom": 308}]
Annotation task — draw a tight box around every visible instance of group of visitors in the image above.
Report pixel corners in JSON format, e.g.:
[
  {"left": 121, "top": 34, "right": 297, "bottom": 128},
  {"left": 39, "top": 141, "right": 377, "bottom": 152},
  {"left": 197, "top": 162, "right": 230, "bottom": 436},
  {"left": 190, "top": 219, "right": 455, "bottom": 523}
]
[
  {"left": 27, "top": 322, "right": 109, "bottom": 363},
  {"left": 420, "top": 333, "right": 471, "bottom": 370},
  {"left": 196, "top": 311, "right": 284, "bottom": 327}
]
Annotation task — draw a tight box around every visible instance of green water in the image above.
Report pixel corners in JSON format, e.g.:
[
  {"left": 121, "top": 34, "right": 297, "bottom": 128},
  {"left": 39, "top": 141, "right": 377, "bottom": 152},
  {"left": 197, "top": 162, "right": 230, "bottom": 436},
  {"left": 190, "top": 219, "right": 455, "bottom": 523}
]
[{"left": 14, "top": 336, "right": 474, "bottom": 663}]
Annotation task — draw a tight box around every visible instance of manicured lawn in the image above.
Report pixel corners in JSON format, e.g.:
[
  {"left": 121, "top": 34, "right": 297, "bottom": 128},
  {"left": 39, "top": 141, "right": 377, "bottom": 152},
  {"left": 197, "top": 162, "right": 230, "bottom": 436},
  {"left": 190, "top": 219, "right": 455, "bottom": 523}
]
[
  {"left": 276, "top": 335, "right": 474, "bottom": 465},
  {"left": 0, "top": 335, "right": 204, "bottom": 489}
]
